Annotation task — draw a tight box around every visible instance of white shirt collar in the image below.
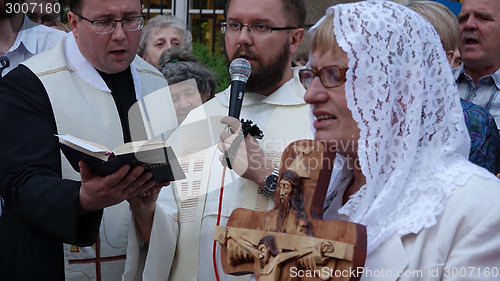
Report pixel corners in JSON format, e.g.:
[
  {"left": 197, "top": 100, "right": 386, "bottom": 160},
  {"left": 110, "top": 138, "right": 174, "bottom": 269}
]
[
  {"left": 2, "top": 15, "right": 65, "bottom": 76},
  {"left": 64, "top": 33, "right": 143, "bottom": 99},
  {"left": 10, "top": 15, "right": 37, "bottom": 56}
]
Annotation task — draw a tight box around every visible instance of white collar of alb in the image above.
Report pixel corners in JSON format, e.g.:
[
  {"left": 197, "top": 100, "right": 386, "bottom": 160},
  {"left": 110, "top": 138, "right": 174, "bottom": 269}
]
[{"left": 64, "top": 34, "right": 143, "bottom": 99}]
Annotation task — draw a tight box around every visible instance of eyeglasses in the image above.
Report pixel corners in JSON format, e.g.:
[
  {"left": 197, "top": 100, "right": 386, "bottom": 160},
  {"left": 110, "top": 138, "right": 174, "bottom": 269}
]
[
  {"left": 73, "top": 12, "right": 144, "bottom": 34},
  {"left": 299, "top": 66, "right": 348, "bottom": 89},
  {"left": 220, "top": 21, "right": 297, "bottom": 35}
]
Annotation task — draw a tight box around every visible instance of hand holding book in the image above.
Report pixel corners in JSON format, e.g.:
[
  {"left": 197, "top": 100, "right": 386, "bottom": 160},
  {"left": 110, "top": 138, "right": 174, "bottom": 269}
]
[{"left": 57, "top": 134, "right": 185, "bottom": 183}]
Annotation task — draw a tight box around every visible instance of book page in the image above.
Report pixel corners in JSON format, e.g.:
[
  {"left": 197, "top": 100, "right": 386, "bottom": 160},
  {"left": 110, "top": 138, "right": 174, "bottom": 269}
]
[
  {"left": 57, "top": 134, "right": 112, "bottom": 161},
  {"left": 112, "top": 139, "right": 169, "bottom": 155},
  {"left": 57, "top": 134, "right": 110, "bottom": 153}
]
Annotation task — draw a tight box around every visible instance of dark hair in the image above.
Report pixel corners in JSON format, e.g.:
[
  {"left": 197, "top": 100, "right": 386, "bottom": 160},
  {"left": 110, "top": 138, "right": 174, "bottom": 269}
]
[
  {"left": 225, "top": 0, "right": 306, "bottom": 28},
  {"left": 296, "top": 212, "right": 314, "bottom": 236},
  {"left": 159, "top": 47, "right": 216, "bottom": 99},
  {"left": 69, "top": 0, "right": 141, "bottom": 13},
  {"left": 280, "top": 170, "right": 302, "bottom": 188},
  {"left": 280, "top": 169, "right": 306, "bottom": 219},
  {"left": 68, "top": 0, "right": 81, "bottom": 13},
  {"left": 258, "top": 236, "right": 279, "bottom": 257}
]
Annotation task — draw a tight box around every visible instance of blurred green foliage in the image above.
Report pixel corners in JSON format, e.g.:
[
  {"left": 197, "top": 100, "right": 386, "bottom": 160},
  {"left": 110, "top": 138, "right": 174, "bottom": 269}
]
[
  {"left": 59, "top": 0, "right": 67, "bottom": 24},
  {"left": 192, "top": 42, "right": 230, "bottom": 93}
]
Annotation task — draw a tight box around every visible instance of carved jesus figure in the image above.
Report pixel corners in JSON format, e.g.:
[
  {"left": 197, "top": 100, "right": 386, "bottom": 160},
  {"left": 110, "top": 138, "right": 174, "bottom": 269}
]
[
  {"left": 276, "top": 170, "right": 313, "bottom": 236},
  {"left": 218, "top": 227, "right": 335, "bottom": 281}
]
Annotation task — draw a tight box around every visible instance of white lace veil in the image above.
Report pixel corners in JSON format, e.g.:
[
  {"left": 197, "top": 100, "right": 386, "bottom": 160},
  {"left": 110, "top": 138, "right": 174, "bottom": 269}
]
[{"left": 310, "top": 0, "right": 493, "bottom": 254}]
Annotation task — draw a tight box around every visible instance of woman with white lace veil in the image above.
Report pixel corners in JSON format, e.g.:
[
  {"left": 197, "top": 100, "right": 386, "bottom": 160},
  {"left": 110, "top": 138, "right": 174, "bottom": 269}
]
[{"left": 301, "top": 1, "right": 500, "bottom": 279}]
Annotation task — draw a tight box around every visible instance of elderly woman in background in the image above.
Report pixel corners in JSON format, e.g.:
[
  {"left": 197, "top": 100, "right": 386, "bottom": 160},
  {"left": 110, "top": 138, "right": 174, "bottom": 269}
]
[
  {"left": 159, "top": 47, "right": 216, "bottom": 124},
  {"left": 301, "top": 1, "right": 500, "bottom": 279},
  {"left": 138, "top": 15, "right": 193, "bottom": 69}
]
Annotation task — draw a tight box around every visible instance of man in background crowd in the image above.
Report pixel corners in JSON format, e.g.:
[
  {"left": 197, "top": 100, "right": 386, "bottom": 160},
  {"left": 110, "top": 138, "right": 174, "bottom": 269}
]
[
  {"left": 455, "top": 0, "right": 500, "bottom": 127},
  {"left": 126, "top": 0, "right": 313, "bottom": 280},
  {"left": 0, "top": 0, "right": 65, "bottom": 77}
]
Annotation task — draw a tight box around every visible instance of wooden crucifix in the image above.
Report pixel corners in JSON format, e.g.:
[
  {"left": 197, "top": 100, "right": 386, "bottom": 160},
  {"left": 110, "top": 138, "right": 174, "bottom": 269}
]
[{"left": 213, "top": 140, "right": 366, "bottom": 281}]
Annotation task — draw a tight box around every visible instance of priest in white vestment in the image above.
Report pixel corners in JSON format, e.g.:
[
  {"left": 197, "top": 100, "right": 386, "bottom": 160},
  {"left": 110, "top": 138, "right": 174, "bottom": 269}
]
[
  {"left": 0, "top": 0, "right": 179, "bottom": 280},
  {"left": 132, "top": 0, "right": 314, "bottom": 280}
]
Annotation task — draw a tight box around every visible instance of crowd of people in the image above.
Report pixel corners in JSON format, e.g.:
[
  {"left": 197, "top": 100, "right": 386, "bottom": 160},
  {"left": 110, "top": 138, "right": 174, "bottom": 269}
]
[{"left": 0, "top": 0, "right": 499, "bottom": 280}]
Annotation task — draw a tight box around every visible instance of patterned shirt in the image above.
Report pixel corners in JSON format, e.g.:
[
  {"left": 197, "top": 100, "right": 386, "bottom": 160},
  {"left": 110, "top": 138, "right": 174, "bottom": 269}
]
[
  {"left": 454, "top": 65, "right": 500, "bottom": 129},
  {"left": 461, "top": 99, "right": 500, "bottom": 174}
]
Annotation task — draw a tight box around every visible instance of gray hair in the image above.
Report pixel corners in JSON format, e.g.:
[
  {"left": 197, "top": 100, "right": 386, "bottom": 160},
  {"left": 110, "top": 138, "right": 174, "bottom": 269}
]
[
  {"left": 138, "top": 15, "right": 193, "bottom": 56},
  {"left": 159, "top": 47, "right": 216, "bottom": 99}
]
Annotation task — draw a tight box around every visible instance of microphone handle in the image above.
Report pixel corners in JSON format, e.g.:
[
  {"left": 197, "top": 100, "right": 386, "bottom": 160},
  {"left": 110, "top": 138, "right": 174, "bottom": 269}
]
[{"left": 228, "top": 80, "right": 246, "bottom": 119}]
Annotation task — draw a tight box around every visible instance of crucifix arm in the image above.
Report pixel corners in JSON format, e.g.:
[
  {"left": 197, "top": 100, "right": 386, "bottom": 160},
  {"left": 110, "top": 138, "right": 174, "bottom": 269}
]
[{"left": 225, "top": 228, "right": 259, "bottom": 258}]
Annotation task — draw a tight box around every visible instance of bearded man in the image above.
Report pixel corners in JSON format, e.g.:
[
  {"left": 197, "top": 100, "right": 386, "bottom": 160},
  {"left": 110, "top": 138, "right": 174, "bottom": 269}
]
[{"left": 129, "top": 0, "right": 314, "bottom": 280}]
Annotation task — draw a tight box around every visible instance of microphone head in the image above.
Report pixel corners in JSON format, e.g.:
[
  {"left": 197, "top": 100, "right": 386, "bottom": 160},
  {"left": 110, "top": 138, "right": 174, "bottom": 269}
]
[{"left": 229, "top": 58, "right": 251, "bottom": 83}]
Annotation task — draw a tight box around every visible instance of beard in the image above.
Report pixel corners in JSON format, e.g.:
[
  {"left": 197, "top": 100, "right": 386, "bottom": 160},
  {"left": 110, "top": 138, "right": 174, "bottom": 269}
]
[
  {"left": 277, "top": 196, "right": 291, "bottom": 231},
  {"left": 227, "top": 40, "right": 290, "bottom": 94},
  {"left": 259, "top": 256, "right": 266, "bottom": 268}
]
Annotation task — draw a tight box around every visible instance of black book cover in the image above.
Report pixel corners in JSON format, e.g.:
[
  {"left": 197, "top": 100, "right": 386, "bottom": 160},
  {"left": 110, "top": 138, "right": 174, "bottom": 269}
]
[{"left": 59, "top": 142, "right": 185, "bottom": 183}]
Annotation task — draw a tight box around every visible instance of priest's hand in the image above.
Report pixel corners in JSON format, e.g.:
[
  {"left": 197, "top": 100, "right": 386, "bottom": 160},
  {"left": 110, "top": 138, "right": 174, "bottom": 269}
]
[
  {"left": 127, "top": 183, "right": 167, "bottom": 210},
  {"left": 78, "top": 161, "right": 156, "bottom": 214},
  {"left": 127, "top": 183, "right": 168, "bottom": 244},
  {"left": 218, "top": 116, "right": 274, "bottom": 188}
]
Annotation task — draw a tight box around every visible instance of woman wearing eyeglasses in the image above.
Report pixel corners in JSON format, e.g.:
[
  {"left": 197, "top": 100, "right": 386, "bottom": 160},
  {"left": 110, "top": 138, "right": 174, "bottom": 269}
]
[{"left": 301, "top": 1, "right": 500, "bottom": 280}]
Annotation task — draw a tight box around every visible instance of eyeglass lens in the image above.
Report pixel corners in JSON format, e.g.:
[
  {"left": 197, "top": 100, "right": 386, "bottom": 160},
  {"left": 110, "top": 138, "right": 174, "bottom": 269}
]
[
  {"left": 299, "top": 66, "right": 345, "bottom": 89},
  {"left": 92, "top": 17, "right": 143, "bottom": 33},
  {"left": 222, "top": 22, "right": 270, "bottom": 34}
]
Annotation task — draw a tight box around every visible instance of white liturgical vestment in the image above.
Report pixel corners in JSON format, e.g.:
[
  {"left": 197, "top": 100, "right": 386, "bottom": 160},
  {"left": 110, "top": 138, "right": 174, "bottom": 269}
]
[
  {"left": 22, "top": 34, "right": 179, "bottom": 281},
  {"left": 154, "top": 68, "right": 314, "bottom": 281}
]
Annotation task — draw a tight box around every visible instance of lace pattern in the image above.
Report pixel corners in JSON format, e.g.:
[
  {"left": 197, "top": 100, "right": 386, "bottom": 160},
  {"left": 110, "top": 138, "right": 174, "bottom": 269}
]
[{"left": 312, "top": 1, "right": 494, "bottom": 253}]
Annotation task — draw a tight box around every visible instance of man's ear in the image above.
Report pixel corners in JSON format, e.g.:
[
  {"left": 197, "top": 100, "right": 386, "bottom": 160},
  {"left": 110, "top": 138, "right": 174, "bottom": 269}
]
[
  {"left": 445, "top": 50, "right": 454, "bottom": 65},
  {"left": 67, "top": 12, "right": 79, "bottom": 38},
  {"left": 289, "top": 28, "right": 305, "bottom": 55}
]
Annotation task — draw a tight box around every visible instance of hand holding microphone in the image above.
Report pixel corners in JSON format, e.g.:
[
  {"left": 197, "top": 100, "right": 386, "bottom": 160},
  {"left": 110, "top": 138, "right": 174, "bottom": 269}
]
[
  {"left": 219, "top": 59, "right": 272, "bottom": 183},
  {"left": 221, "top": 58, "right": 251, "bottom": 169}
]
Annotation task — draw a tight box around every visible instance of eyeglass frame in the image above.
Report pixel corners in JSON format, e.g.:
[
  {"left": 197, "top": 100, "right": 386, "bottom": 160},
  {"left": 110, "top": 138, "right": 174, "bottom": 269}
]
[
  {"left": 220, "top": 21, "right": 297, "bottom": 35},
  {"left": 72, "top": 12, "right": 145, "bottom": 34},
  {"left": 299, "top": 66, "right": 348, "bottom": 89}
]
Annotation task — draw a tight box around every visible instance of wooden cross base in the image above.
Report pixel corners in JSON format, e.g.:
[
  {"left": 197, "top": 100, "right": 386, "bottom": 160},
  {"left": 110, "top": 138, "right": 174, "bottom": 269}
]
[{"left": 214, "top": 140, "right": 366, "bottom": 281}]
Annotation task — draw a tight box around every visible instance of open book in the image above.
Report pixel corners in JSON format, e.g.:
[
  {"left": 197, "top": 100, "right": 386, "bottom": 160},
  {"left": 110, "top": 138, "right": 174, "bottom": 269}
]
[{"left": 57, "top": 134, "right": 185, "bottom": 183}]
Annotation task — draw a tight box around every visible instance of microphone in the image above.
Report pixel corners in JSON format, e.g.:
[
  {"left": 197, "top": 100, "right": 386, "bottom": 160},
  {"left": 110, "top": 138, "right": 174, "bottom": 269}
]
[
  {"left": 228, "top": 58, "right": 251, "bottom": 119},
  {"left": 0, "top": 55, "right": 10, "bottom": 77}
]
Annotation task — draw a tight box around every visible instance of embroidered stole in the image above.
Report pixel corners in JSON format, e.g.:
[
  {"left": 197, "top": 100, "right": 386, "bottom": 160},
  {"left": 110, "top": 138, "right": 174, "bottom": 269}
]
[{"left": 168, "top": 102, "right": 312, "bottom": 281}]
